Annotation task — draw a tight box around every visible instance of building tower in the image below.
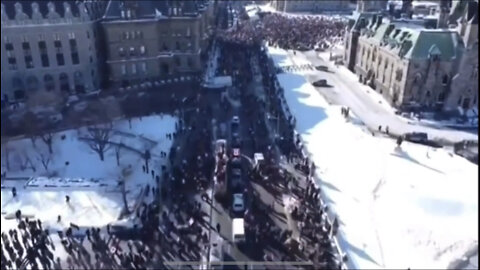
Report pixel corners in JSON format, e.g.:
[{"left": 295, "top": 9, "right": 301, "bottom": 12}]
[
  {"left": 356, "top": 0, "right": 388, "bottom": 12},
  {"left": 437, "top": 0, "right": 451, "bottom": 28}
]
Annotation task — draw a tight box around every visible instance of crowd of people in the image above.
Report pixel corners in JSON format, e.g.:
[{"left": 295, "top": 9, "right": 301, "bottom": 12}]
[
  {"left": 217, "top": 11, "right": 346, "bottom": 50},
  {"left": 1, "top": 111, "right": 215, "bottom": 270},
  {"left": 1, "top": 3, "right": 347, "bottom": 269}
]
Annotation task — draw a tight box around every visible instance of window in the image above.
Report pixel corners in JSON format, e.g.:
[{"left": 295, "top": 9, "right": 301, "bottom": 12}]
[
  {"left": 131, "top": 63, "right": 137, "bottom": 74},
  {"left": 395, "top": 69, "right": 403, "bottom": 81},
  {"left": 175, "top": 41, "right": 181, "bottom": 51},
  {"left": 8, "top": 56, "right": 17, "bottom": 70},
  {"left": 442, "top": 74, "right": 449, "bottom": 85},
  {"left": 41, "top": 54, "right": 50, "bottom": 67},
  {"left": 129, "top": 47, "right": 135, "bottom": 56},
  {"left": 119, "top": 47, "right": 125, "bottom": 57},
  {"left": 38, "top": 41, "right": 47, "bottom": 51},
  {"left": 141, "top": 62, "right": 147, "bottom": 73},
  {"left": 121, "top": 64, "right": 126, "bottom": 75},
  {"left": 175, "top": 57, "right": 181, "bottom": 67},
  {"left": 56, "top": 53, "right": 65, "bottom": 66},
  {"left": 187, "top": 57, "right": 193, "bottom": 68},
  {"left": 22, "top": 42, "right": 30, "bottom": 50},
  {"left": 140, "top": 45, "right": 146, "bottom": 55},
  {"left": 86, "top": 31, "right": 90, "bottom": 39},
  {"left": 90, "top": 56, "right": 93, "bottom": 63},
  {"left": 71, "top": 52, "right": 79, "bottom": 65},
  {"left": 54, "top": 40, "right": 62, "bottom": 48},
  {"left": 69, "top": 39, "right": 78, "bottom": 52},
  {"left": 5, "top": 42, "right": 14, "bottom": 51},
  {"left": 25, "top": 55, "right": 34, "bottom": 69}
]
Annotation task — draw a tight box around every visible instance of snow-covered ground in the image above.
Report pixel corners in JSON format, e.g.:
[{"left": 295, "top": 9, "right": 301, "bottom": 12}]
[
  {"left": 268, "top": 46, "right": 479, "bottom": 269},
  {"left": 1, "top": 115, "right": 177, "bottom": 250},
  {"left": 270, "top": 46, "right": 478, "bottom": 143}
]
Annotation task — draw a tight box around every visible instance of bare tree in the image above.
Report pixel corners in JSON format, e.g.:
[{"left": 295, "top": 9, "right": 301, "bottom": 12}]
[
  {"left": 114, "top": 141, "right": 123, "bottom": 166},
  {"left": 83, "top": 124, "right": 113, "bottom": 161},
  {"left": 23, "top": 111, "right": 40, "bottom": 148},
  {"left": 20, "top": 152, "right": 36, "bottom": 172},
  {"left": 41, "top": 132, "right": 54, "bottom": 154},
  {"left": 36, "top": 152, "right": 52, "bottom": 171}
]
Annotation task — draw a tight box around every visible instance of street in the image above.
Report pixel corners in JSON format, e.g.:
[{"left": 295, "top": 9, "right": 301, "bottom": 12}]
[{"left": 284, "top": 49, "right": 478, "bottom": 143}]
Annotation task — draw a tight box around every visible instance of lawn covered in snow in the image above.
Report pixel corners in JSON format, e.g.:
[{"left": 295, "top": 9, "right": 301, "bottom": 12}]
[
  {"left": 268, "top": 46, "right": 478, "bottom": 269},
  {"left": 1, "top": 114, "right": 177, "bottom": 234}
]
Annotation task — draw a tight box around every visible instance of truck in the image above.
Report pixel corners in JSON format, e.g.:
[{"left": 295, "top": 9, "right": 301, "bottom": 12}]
[{"left": 232, "top": 218, "right": 245, "bottom": 244}]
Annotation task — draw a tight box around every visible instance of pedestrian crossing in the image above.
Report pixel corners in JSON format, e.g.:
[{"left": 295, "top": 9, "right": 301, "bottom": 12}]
[{"left": 276, "top": 64, "right": 315, "bottom": 74}]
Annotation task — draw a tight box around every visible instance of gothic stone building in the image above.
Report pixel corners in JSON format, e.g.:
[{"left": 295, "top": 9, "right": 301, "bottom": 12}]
[
  {"left": 344, "top": 0, "right": 478, "bottom": 113},
  {"left": 270, "top": 0, "right": 351, "bottom": 13},
  {"left": 101, "top": 1, "right": 215, "bottom": 87},
  {"left": 0, "top": 1, "right": 107, "bottom": 107}
]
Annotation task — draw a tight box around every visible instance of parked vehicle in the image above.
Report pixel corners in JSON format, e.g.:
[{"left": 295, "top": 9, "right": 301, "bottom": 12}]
[
  {"left": 312, "top": 79, "right": 328, "bottom": 87},
  {"left": 404, "top": 132, "right": 428, "bottom": 143},
  {"left": 315, "top": 65, "right": 329, "bottom": 72}
]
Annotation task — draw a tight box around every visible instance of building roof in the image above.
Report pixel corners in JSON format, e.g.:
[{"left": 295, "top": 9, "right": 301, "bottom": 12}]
[
  {"left": 348, "top": 11, "right": 378, "bottom": 31},
  {"left": 1, "top": 0, "right": 109, "bottom": 20},
  {"left": 2, "top": 0, "right": 81, "bottom": 18},
  {"left": 103, "top": 0, "right": 207, "bottom": 20},
  {"left": 406, "top": 30, "right": 463, "bottom": 60},
  {"left": 361, "top": 15, "right": 464, "bottom": 61}
]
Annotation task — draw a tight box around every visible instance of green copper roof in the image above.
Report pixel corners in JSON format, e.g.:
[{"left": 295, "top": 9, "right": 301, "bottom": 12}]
[{"left": 406, "top": 31, "right": 462, "bottom": 60}]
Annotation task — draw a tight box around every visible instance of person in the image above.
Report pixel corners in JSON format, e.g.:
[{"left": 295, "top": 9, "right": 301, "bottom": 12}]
[
  {"left": 65, "top": 195, "right": 70, "bottom": 203},
  {"left": 12, "top": 187, "right": 16, "bottom": 197},
  {"left": 216, "top": 223, "right": 221, "bottom": 233}
]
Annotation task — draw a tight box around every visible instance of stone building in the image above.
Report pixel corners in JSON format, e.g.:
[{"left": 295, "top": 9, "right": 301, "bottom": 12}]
[
  {"left": 270, "top": 0, "right": 352, "bottom": 13},
  {"left": 101, "top": 0, "right": 215, "bottom": 87},
  {"left": 352, "top": 2, "right": 477, "bottom": 112},
  {"left": 444, "top": 0, "right": 478, "bottom": 111},
  {"left": 0, "top": 0, "right": 108, "bottom": 107},
  {"left": 356, "top": 0, "right": 388, "bottom": 12}
]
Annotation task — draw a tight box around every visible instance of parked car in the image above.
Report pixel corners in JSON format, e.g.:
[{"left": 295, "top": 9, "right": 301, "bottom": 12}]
[
  {"left": 312, "top": 79, "right": 328, "bottom": 87},
  {"left": 315, "top": 65, "right": 329, "bottom": 72},
  {"left": 404, "top": 132, "right": 428, "bottom": 143}
]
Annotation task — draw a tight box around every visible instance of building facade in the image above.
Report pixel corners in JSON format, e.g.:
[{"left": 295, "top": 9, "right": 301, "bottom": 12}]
[
  {"left": 1, "top": 1, "right": 107, "bottom": 107},
  {"left": 356, "top": 0, "right": 388, "bottom": 12},
  {"left": 101, "top": 1, "right": 215, "bottom": 87},
  {"left": 270, "top": 0, "right": 352, "bottom": 13},
  {"left": 350, "top": 1, "right": 477, "bottom": 112},
  {"left": 444, "top": 0, "right": 478, "bottom": 111}
]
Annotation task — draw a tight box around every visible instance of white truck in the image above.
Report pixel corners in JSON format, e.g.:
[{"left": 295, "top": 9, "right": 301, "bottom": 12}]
[{"left": 232, "top": 218, "right": 245, "bottom": 244}]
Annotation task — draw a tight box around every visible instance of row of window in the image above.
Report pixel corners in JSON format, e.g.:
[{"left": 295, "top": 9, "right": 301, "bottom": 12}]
[
  {"left": 119, "top": 58, "right": 195, "bottom": 75},
  {"left": 5, "top": 38, "right": 83, "bottom": 70},
  {"left": 7, "top": 70, "right": 95, "bottom": 101},
  {"left": 116, "top": 41, "right": 193, "bottom": 58}
]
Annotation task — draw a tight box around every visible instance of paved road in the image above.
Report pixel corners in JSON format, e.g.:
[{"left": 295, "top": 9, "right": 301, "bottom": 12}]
[{"left": 285, "top": 50, "right": 477, "bottom": 144}]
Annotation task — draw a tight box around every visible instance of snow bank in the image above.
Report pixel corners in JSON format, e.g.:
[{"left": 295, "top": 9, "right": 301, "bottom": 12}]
[{"left": 268, "top": 47, "right": 479, "bottom": 269}]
